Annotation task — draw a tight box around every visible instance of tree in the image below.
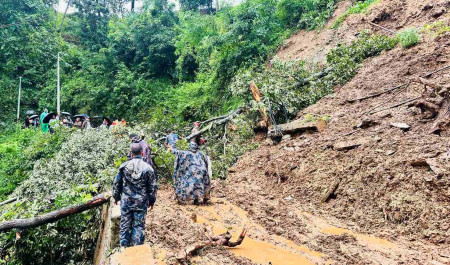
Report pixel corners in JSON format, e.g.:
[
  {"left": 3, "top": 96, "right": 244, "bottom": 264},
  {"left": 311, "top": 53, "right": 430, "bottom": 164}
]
[{"left": 179, "top": 0, "right": 212, "bottom": 11}]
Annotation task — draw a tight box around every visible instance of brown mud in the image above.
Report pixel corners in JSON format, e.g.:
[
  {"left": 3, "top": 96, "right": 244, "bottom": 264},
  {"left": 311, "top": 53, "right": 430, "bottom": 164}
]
[{"left": 130, "top": 1, "right": 450, "bottom": 264}]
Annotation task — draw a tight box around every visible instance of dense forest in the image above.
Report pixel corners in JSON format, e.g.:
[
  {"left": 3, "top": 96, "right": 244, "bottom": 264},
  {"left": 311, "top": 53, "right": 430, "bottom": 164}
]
[{"left": 0, "top": 0, "right": 338, "bottom": 124}]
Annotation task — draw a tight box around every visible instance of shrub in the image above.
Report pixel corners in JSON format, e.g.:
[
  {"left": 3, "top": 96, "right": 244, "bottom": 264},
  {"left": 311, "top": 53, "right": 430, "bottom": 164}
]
[
  {"left": 0, "top": 129, "right": 129, "bottom": 264},
  {"left": 397, "top": 28, "right": 421, "bottom": 48},
  {"left": 331, "top": 0, "right": 379, "bottom": 29}
]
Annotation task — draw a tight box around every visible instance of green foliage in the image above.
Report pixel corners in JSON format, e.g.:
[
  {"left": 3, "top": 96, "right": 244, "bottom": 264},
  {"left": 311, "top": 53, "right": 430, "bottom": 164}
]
[
  {"left": 0, "top": 129, "right": 129, "bottom": 265},
  {"left": 422, "top": 21, "right": 450, "bottom": 38},
  {"left": 331, "top": 0, "right": 379, "bottom": 29},
  {"left": 231, "top": 33, "right": 398, "bottom": 123},
  {"left": 396, "top": 27, "right": 421, "bottom": 48},
  {"left": 326, "top": 32, "right": 398, "bottom": 83},
  {"left": 179, "top": 0, "right": 212, "bottom": 11},
  {"left": 0, "top": 126, "right": 70, "bottom": 200}
]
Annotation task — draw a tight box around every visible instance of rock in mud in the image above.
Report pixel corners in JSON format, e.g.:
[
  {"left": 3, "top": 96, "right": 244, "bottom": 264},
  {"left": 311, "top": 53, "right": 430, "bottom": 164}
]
[
  {"left": 333, "top": 139, "right": 365, "bottom": 151},
  {"left": 391, "top": 122, "right": 410, "bottom": 131},
  {"left": 432, "top": 8, "right": 446, "bottom": 18},
  {"left": 354, "top": 119, "right": 378, "bottom": 129}
]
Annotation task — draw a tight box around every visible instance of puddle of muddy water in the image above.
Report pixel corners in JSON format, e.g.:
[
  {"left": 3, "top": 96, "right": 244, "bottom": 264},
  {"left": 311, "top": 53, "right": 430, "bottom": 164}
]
[{"left": 185, "top": 198, "right": 323, "bottom": 265}]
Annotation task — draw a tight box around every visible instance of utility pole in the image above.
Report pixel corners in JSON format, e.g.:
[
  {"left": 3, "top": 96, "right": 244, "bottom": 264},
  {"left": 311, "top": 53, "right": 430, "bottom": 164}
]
[
  {"left": 57, "top": 52, "right": 61, "bottom": 115},
  {"left": 17, "top": 77, "right": 22, "bottom": 121}
]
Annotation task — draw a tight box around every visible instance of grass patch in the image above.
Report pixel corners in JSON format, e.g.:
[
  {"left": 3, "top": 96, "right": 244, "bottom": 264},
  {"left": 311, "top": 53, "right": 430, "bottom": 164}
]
[
  {"left": 331, "top": 0, "right": 379, "bottom": 29},
  {"left": 422, "top": 21, "right": 450, "bottom": 38},
  {"left": 397, "top": 28, "right": 421, "bottom": 48}
]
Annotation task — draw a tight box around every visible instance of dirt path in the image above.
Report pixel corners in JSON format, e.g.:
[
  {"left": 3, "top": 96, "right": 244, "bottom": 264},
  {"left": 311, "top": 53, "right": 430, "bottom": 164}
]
[{"left": 107, "top": 186, "right": 448, "bottom": 264}]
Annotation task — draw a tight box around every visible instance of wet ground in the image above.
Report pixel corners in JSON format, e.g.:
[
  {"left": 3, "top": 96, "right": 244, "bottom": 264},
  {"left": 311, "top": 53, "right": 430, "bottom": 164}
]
[{"left": 111, "top": 186, "right": 448, "bottom": 265}]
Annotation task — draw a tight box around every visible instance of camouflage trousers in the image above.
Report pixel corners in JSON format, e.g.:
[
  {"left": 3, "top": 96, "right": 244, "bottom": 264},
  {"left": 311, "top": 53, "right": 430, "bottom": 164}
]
[{"left": 119, "top": 205, "right": 148, "bottom": 247}]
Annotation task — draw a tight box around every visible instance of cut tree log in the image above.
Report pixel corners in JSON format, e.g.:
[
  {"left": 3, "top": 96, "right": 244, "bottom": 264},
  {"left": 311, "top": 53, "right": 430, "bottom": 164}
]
[
  {"left": 0, "top": 192, "right": 111, "bottom": 232},
  {"left": 177, "top": 228, "right": 247, "bottom": 265},
  {"left": 185, "top": 108, "right": 243, "bottom": 141},
  {"left": 268, "top": 120, "right": 318, "bottom": 138},
  {"left": 322, "top": 178, "right": 341, "bottom": 203}
]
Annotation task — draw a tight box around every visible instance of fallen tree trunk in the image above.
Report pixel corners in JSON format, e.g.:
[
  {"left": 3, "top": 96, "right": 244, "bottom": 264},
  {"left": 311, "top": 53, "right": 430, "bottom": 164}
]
[
  {"left": 0, "top": 192, "right": 111, "bottom": 232},
  {"left": 286, "top": 67, "right": 334, "bottom": 90},
  {"left": 177, "top": 228, "right": 247, "bottom": 265},
  {"left": 0, "top": 197, "right": 18, "bottom": 207},
  {"left": 186, "top": 108, "right": 244, "bottom": 141}
]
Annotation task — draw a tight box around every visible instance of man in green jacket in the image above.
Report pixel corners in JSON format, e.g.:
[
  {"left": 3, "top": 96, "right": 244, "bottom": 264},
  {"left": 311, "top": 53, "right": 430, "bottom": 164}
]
[{"left": 40, "top": 108, "right": 49, "bottom": 133}]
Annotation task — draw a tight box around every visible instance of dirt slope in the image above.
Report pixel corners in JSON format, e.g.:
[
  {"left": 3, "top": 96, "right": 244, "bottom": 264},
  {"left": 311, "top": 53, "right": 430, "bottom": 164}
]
[
  {"left": 276, "top": 0, "right": 450, "bottom": 64},
  {"left": 137, "top": 1, "right": 450, "bottom": 264}
]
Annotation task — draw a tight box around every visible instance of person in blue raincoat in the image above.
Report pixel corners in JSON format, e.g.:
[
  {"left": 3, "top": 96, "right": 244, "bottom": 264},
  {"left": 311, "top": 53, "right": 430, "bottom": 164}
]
[
  {"left": 113, "top": 143, "right": 158, "bottom": 247},
  {"left": 169, "top": 142, "right": 211, "bottom": 205}
]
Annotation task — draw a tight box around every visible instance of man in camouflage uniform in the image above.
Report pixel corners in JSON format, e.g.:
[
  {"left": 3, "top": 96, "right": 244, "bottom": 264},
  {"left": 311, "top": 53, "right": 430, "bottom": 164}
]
[
  {"left": 113, "top": 143, "right": 158, "bottom": 247},
  {"left": 169, "top": 142, "right": 211, "bottom": 205}
]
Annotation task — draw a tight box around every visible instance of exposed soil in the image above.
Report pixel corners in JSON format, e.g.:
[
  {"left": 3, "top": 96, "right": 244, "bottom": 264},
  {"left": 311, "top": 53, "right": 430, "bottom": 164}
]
[
  {"left": 276, "top": 0, "right": 450, "bottom": 64},
  {"left": 130, "top": 1, "right": 450, "bottom": 264}
]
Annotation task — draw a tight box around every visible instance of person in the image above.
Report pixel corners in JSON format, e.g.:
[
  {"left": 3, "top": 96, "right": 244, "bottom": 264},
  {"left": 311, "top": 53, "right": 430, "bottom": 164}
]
[
  {"left": 33, "top": 117, "right": 39, "bottom": 127},
  {"left": 49, "top": 114, "right": 58, "bottom": 133},
  {"left": 113, "top": 143, "right": 158, "bottom": 247},
  {"left": 164, "top": 129, "right": 179, "bottom": 149},
  {"left": 82, "top": 117, "right": 92, "bottom": 130},
  {"left": 40, "top": 108, "right": 49, "bottom": 133},
  {"left": 74, "top": 118, "right": 82, "bottom": 129},
  {"left": 169, "top": 142, "right": 211, "bottom": 205},
  {"left": 100, "top": 119, "right": 109, "bottom": 129},
  {"left": 121, "top": 118, "right": 127, "bottom": 126},
  {"left": 190, "top": 121, "right": 205, "bottom": 145},
  {"left": 25, "top": 116, "right": 30, "bottom": 128},
  {"left": 127, "top": 133, "right": 156, "bottom": 170}
]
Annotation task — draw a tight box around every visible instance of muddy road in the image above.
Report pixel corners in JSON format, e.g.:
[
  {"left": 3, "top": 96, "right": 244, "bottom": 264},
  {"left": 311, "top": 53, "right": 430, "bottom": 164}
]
[{"left": 109, "top": 186, "right": 448, "bottom": 264}]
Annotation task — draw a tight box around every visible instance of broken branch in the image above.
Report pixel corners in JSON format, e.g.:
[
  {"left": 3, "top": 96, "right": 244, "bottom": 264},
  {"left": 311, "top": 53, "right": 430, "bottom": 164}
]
[
  {"left": 347, "top": 83, "right": 408, "bottom": 103},
  {"left": 177, "top": 228, "right": 247, "bottom": 264},
  {"left": 0, "top": 192, "right": 111, "bottom": 233},
  {"left": 0, "top": 197, "right": 18, "bottom": 207},
  {"left": 185, "top": 108, "right": 243, "bottom": 141},
  {"left": 367, "top": 21, "right": 396, "bottom": 34},
  {"left": 369, "top": 97, "right": 421, "bottom": 115}
]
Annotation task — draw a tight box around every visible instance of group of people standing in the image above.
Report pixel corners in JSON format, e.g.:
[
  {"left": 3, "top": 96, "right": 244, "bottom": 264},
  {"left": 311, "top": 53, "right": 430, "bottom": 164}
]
[
  {"left": 112, "top": 122, "right": 211, "bottom": 247},
  {"left": 25, "top": 108, "right": 129, "bottom": 133}
]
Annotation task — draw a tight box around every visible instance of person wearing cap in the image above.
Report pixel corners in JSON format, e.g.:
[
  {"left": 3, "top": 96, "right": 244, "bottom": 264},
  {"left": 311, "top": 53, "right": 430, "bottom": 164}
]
[
  {"left": 169, "top": 142, "right": 212, "bottom": 205},
  {"left": 113, "top": 143, "right": 158, "bottom": 247}
]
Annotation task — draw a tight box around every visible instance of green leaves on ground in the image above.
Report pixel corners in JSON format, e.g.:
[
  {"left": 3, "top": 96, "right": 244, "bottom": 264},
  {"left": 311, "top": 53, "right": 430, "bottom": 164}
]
[{"left": 331, "top": 0, "right": 379, "bottom": 29}]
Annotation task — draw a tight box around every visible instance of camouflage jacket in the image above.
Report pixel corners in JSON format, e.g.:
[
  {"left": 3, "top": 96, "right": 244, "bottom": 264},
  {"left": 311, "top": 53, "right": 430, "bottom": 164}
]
[{"left": 113, "top": 156, "right": 158, "bottom": 210}]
